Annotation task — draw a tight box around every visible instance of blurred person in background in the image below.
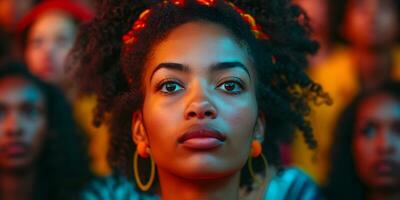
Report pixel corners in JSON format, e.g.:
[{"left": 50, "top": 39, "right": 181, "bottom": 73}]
[
  {"left": 333, "top": 0, "right": 400, "bottom": 90},
  {"left": 291, "top": 0, "right": 400, "bottom": 185},
  {"left": 0, "top": 0, "right": 39, "bottom": 34},
  {"left": 18, "top": 0, "right": 93, "bottom": 88},
  {"left": 0, "top": 61, "right": 90, "bottom": 200},
  {"left": 0, "top": 0, "right": 40, "bottom": 59},
  {"left": 292, "top": 0, "right": 332, "bottom": 66},
  {"left": 325, "top": 81, "right": 400, "bottom": 200},
  {"left": 18, "top": 0, "right": 112, "bottom": 177}
]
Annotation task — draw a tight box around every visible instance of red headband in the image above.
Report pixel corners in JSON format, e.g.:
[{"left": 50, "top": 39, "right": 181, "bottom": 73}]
[
  {"left": 18, "top": 0, "right": 93, "bottom": 33},
  {"left": 122, "top": 0, "right": 269, "bottom": 44}
]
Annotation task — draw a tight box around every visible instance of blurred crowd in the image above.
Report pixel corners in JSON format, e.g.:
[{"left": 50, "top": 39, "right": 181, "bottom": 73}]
[{"left": 0, "top": 0, "right": 398, "bottom": 199}]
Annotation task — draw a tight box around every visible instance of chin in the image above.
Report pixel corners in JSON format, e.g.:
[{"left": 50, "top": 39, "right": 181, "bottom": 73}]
[
  {"left": 1, "top": 160, "right": 32, "bottom": 172},
  {"left": 371, "top": 178, "right": 400, "bottom": 191},
  {"left": 175, "top": 160, "right": 242, "bottom": 180},
  {"left": 181, "top": 169, "right": 238, "bottom": 180}
]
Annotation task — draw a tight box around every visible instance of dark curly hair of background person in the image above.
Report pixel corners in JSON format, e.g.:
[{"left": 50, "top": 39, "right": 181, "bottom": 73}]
[{"left": 68, "top": 0, "right": 330, "bottom": 191}]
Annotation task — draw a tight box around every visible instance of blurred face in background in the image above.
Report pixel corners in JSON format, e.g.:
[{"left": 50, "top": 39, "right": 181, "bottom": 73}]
[
  {"left": 343, "top": 0, "right": 398, "bottom": 48},
  {"left": 0, "top": 76, "right": 46, "bottom": 171},
  {"left": 0, "top": 0, "right": 35, "bottom": 33},
  {"left": 353, "top": 93, "right": 400, "bottom": 192},
  {"left": 25, "top": 11, "right": 77, "bottom": 85},
  {"left": 293, "top": 0, "right": 329, "bottom": 40}
]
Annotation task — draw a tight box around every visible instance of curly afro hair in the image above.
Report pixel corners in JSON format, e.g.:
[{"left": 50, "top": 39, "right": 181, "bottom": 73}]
[{"left": 69, "top": 0, "right": 329, "bottom": 190}]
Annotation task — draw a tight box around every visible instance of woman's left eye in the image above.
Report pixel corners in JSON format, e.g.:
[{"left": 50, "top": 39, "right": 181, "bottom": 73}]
[
  {"left": 361, "top": 122, "right": 378, "bottom": 138},
  {"left": 158, "top": 81, "right": 184, "bottom": 94},
  {"left": 217, "top": 81, "right": 244, "bottom": 94}
]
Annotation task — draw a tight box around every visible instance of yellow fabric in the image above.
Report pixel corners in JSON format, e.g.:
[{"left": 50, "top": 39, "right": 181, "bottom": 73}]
[
  {"left": 291, "top": 46, "right": 400, "bottom": 185},
  {"left": 74, "top": 94, "right": 111, "bottom": 176}
]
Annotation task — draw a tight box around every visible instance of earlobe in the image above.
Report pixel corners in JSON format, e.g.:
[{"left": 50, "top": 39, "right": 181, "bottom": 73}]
[
  {"left": 131, "top": 111, "right": 148, "bottom": 145},
  {"left": 253, "top": 112, "right": 266, "bottom": 142}
]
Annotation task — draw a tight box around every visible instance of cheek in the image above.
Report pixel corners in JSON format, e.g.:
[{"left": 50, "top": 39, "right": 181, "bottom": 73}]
[
  {"left": 352, "top": 137, "right": 374, "bottom": 178},
  {"left": 394, "top": 136, "right": 400, "bottom": 161},
  {"left": 56, "top": 46, "right": 72, "bottom": 61},
  {"left": 219, "top": 94, "right": 258, "bottom": 132},
  {"left": 142, "top": 96, "right": 184, "bottom": 147},
  {"left": 53, "top": 48, "right": 70, "bottom": 72},
  {"left": 26, "top": 48, "right": 39, "bottom": 65},
  {"left": 25, "top": 117, "right": 47, "bottom": 150},
  {"left": 218, "top": 94, "right": 258, "bottom": 156},
  {"left": 376, "top": 12, "right": 398, "bottom": 39},
  {"left": 345, "top": 9, "right": 370, "bottom": 35}
]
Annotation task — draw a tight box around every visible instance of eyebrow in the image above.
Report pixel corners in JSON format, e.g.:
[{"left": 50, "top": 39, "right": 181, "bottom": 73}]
[
  {"left": 149, "top": 61, "right": 251, "bottom": 81},
  {"left": 210, "top": 62, "right": 251, "bottom": 80}
]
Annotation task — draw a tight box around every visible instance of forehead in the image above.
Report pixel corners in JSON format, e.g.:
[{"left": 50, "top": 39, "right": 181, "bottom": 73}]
[
  {"left": 348, "top": 0, "right": 396, "bottom": 8},
  {"left": 29, "top": 11, "right": 76, "bottom": 37},
  {"left": 0, "top": 76, "right": 44, "bottom": 104},
  {"left": 356, "top": 94, "right": 400, "bottom": 121},
  {"left": 146, "top": 21, "right": 251, "bottom": 70}
]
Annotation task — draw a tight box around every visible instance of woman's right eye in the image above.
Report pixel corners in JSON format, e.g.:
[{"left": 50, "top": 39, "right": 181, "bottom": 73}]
[
  {"left": 158, "top": 81, "right": 184, "bottom": 94},
  {"left": 361, "top": 121, "right": 378, "bottom": 138},
  {"left": 30, "top": 38, "right": 43, "bottom": 48}
]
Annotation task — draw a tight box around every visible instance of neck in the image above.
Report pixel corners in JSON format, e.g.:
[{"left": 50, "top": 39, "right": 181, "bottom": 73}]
[
  {"left": 367, "top": 188, "right": 400, "bottom": 200},
  {"left": 158, "top": 168, "right": 241, "bottom": 200},
  {"left": 0, "top": 168, "right": 36, "bottom": 200}
]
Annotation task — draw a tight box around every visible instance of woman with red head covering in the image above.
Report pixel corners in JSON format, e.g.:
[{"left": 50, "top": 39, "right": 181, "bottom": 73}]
[{"left": 18, "top": 0, "right": 93, "bottom": 88}]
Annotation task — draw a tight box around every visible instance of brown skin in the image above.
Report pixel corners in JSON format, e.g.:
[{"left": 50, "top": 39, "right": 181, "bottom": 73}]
[
  {"left": 353, "top": 94, "right": 400, "bottom": 200},
  {"left": 343, "top": 0, "right": 398, "bottom": 49},
  {"left": 0, "top": 0, "right": 35, "bottom": 33},
  {"left": 0, "top": 76, "right": 47, "bottom": 200},
  {"left": 342, "top": 0, "right": 399, "bottom": 90},
  {"left": 293, "top": 0, "right": 330, "bottom": 65},
  {"left": 132, "top": 21, "right": 265, "bottom": 200},
  {"left": 25, "top": 11, "right": 77, "bottom": 86}
]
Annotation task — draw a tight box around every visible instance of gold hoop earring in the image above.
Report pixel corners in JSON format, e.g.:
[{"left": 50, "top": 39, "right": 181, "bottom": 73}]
[
  {"left": 248, "top": 152, "right": 268, "bottom": 184},
  {"left": 133, "top": 149, "right": 155, "bottom": 191}
]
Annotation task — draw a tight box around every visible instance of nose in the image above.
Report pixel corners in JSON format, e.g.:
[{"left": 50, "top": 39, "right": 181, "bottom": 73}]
[
  {"left": 376, "top": 129, "right": 395, "bottom": 155},
  {"left": 185, "top": 101, "right": 217, "bottom": 120},
  {"left": 184, "top": 82, "right": 217, "bottom": 120},
  {"left": 3, "top": 112, "right": 23, "bottom": 137}
]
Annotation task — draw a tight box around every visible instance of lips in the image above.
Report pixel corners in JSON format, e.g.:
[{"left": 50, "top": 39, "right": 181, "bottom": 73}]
[
  {"left": 0, "top": 142, "right": 30, "bottom": 157},
  {"left": 178, "top": 126, "right": 226, "bottom": 150},
  {"left": 372, "top": 160, "right": 400, "bottom": 176}
]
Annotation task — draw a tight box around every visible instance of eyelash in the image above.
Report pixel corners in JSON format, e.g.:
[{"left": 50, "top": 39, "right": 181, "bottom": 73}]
[
  {"left": 155, "top": 78, "right": 246, "bottom": 95},
  {"left": 156, "top": 79, "right": 185, "bottom": 94},
  {"left": 216, "top": 79, "right": 245, "bottom": 95}
]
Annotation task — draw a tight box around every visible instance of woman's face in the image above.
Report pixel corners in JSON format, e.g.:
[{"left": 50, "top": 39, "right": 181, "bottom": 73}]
[
  {"left": 343, "top": 0, "right": 398, "bottom": 48},
  {"left": 353, "top": 93, "right": 400, "bottom": 191},
  {"left": 0, "top": 76, "right": 46, "bottom": 171},
  {"left": 134, "top": 21, "right": 263, "bottom": 179},
  {"left": 25, "top": 11, "right": 77, "bottom": 85},
  {"left": 0, "top": 0, "right": 35, "bottom": 32},
  {"left": 293, "top": 0, "right": 329, "bottom": 38}
]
